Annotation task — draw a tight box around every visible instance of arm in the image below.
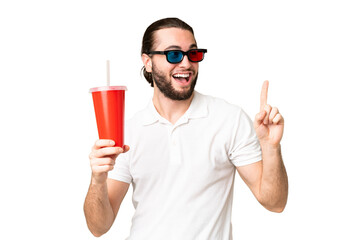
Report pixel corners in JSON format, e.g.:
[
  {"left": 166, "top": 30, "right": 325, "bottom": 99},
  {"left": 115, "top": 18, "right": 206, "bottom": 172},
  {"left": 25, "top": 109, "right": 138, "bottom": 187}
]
[
  {"left": 84, "top": 140, "right": 130, "bottom": 237},
  {"left": 236, "top": 145, "right": 288, "bottom": 213},
  {"left": 237, "top": 81, "right": 288, "bottom": 213}
]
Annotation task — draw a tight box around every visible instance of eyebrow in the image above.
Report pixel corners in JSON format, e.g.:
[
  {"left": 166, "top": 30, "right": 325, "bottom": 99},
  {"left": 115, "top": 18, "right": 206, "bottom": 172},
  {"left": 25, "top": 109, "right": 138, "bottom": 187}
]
[{"left": 164, "top": 43, "right": 198, "bottom": 51}]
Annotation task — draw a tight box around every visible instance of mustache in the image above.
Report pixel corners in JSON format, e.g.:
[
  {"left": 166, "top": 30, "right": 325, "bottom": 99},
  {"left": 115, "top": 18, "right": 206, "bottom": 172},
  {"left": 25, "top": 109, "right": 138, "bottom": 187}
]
[{"left": 171, "top": 68, "right": 196, "bottom": 75}]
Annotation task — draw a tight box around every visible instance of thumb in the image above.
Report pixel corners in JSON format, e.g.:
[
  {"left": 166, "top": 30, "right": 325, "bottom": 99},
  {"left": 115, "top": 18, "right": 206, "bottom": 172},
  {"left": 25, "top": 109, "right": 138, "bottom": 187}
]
[
  {"left": 254, "top": 110, "right": 266, "bottom": 128},
  {"left": 123, "top": 145, "right": 130, "bottom": 153}
]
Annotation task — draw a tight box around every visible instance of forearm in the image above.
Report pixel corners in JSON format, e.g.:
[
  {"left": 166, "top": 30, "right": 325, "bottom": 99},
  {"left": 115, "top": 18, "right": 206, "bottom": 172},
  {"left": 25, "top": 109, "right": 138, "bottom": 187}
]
[
  {"left": 259, "top": 143, "right": 288, "bottom": 212},
  {"left": 84, "top": 178, "right": 115, "bottom": 237}
]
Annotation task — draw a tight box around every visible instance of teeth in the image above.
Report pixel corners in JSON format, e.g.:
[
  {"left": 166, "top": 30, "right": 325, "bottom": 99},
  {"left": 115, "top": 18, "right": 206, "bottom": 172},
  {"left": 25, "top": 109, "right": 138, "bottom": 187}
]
[{"left": 173, "top": 73, "right": 190, "bottom": 78}]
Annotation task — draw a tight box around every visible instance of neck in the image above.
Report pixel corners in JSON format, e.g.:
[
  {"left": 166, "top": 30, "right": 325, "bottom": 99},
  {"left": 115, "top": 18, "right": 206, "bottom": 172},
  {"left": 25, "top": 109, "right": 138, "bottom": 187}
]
[{"left": 152, "top": 88, "right": 194, "bottom": 125}]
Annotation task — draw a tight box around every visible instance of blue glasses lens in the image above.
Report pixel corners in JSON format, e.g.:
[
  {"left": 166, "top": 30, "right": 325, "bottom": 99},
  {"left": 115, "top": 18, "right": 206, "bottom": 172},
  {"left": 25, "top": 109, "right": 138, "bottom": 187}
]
[{"left": 167, "top": 51, "right": 183, "bottom": 63}]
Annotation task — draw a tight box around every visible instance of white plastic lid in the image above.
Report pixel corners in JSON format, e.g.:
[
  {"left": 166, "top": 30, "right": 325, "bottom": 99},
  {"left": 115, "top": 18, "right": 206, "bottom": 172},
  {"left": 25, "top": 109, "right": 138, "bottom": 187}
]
[{"left": 89, "top": 86, "right": 127, "bottom": 93}]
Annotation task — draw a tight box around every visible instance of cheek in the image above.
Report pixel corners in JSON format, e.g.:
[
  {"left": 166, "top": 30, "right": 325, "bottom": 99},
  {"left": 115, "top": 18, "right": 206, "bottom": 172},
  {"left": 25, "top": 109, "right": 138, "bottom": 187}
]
[
  {"left": 153, "top": 59, "right": 176, "bottom": 73},
  {"left": 153, "top": 63, "right": 172, "bottom": 78}
]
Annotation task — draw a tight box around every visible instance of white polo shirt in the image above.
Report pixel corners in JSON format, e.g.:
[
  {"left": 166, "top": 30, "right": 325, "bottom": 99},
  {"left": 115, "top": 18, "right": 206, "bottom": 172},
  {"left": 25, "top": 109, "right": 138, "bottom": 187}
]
[{"left": 108, "top": 91, "right": 262, "bottom": 240}]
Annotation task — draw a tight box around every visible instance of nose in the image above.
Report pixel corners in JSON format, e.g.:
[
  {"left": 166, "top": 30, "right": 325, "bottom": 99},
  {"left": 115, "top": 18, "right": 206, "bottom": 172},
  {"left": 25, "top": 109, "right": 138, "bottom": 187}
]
[{"left": 178, "top": 55, "right": 192, "bottom": 68}]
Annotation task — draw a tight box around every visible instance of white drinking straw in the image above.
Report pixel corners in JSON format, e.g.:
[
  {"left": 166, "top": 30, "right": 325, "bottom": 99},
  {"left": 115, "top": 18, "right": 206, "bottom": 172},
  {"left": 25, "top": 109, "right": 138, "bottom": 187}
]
[{"left": 106, "top": 60, "right": 110, "bottom": 86}]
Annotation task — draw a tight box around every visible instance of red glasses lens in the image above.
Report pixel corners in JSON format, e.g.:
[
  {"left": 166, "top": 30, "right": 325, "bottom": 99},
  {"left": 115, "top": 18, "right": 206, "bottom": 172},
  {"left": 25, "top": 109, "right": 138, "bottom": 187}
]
[{"left": 188, "top": 50, "right": 204, "bottom": 62}]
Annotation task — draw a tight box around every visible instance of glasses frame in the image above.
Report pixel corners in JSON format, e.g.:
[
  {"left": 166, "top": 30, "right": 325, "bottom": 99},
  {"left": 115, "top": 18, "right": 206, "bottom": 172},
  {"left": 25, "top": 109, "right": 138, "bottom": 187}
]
[{"left": 147, "top": 49, "right": 207, "bottom": 64}]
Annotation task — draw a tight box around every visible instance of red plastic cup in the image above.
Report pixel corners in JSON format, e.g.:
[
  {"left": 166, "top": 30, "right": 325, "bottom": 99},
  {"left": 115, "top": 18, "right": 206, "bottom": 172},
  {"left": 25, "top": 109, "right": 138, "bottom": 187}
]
[{"left": 89, "top": 86, "right": 127, "bottom": 148}]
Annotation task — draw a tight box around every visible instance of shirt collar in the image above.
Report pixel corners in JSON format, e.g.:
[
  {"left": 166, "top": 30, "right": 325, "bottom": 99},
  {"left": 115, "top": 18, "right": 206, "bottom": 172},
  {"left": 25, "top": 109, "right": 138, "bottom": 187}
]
[{"left": 141, "top": 91, "right": 208, "bottom": 126}]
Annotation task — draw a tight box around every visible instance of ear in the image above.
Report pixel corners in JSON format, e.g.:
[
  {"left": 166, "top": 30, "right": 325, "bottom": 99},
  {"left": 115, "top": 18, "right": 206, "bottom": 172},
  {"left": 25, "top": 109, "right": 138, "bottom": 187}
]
[{"left": 142, "top": 53, "right": 152, "bottom": 73}]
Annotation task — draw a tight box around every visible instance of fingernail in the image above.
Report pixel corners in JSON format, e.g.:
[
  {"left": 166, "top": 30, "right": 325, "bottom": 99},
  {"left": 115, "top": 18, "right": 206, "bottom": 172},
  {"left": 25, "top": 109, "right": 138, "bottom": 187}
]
[{"left": 109, "top": 140, "right": 115, "bottom": 145}]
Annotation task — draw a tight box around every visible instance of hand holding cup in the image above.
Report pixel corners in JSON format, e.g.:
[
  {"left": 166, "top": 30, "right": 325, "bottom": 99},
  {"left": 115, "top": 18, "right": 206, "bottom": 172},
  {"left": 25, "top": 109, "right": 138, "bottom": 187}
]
[{"left": 89, "top": 139, "right": 130, "bottom": 185}]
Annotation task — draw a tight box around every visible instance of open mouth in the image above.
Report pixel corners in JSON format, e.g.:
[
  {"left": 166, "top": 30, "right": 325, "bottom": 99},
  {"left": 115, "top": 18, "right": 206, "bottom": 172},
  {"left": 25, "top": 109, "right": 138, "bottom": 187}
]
[{"left": 172, "top": 73, "right": 191, "bottom": 83}]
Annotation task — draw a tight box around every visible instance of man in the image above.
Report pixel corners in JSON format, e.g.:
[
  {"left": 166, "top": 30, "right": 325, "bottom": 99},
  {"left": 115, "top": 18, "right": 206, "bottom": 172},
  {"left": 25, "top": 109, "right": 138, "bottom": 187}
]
[{"left": 84, "top": 18, "right": 288, "bottom": 239}]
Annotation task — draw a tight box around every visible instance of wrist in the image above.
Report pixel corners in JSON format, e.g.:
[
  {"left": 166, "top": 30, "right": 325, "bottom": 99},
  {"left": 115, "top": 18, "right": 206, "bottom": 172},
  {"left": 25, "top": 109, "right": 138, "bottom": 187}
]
[
  {"left": 260, "top": 142, "right": 281, "bottom": 153},
  {"left": 91, "top": 173, "right": 108, "bottom": 186}
]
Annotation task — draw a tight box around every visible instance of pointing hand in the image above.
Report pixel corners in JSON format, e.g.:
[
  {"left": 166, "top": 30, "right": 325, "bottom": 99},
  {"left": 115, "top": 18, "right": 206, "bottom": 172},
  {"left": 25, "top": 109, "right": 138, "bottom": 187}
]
[{"left": 254, "top": 81, "right": 284, "bottom": 147}]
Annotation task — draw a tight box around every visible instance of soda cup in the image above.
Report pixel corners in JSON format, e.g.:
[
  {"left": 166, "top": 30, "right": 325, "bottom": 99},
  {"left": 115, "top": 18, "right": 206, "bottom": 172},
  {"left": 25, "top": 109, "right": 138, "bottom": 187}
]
[{"left": 89, "top": 86, "right": 127, "bottom": 148}]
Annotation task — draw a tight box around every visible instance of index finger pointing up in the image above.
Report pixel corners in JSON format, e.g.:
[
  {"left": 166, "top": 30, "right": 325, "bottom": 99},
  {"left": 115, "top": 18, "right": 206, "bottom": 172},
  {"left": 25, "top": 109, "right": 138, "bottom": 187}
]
[{"left": 260, "top": 80, "right": 269, "bottom": 111}]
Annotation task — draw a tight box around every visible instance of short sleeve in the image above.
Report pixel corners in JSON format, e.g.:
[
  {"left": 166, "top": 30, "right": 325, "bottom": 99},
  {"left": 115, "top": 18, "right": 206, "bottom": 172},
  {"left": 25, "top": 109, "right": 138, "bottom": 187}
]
[
  {"left": 108, "top": 151, "right": 132, "bottom": 184},
  {"left": 228, "top": 108, "right": 262, "bottom": 167}
]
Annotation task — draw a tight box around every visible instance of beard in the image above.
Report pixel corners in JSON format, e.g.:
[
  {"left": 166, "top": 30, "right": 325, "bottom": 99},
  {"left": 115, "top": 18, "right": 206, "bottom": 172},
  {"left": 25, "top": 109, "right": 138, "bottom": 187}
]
[{"left": 151, "top": 64, "right": 198, "bottom": 101}]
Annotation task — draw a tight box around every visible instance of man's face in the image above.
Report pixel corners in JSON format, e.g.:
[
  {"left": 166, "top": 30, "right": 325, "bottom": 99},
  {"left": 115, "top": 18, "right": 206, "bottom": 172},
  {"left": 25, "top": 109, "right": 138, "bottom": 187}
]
[{"left": 145, "top": 28, "right": 199, "bottom": 101}]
